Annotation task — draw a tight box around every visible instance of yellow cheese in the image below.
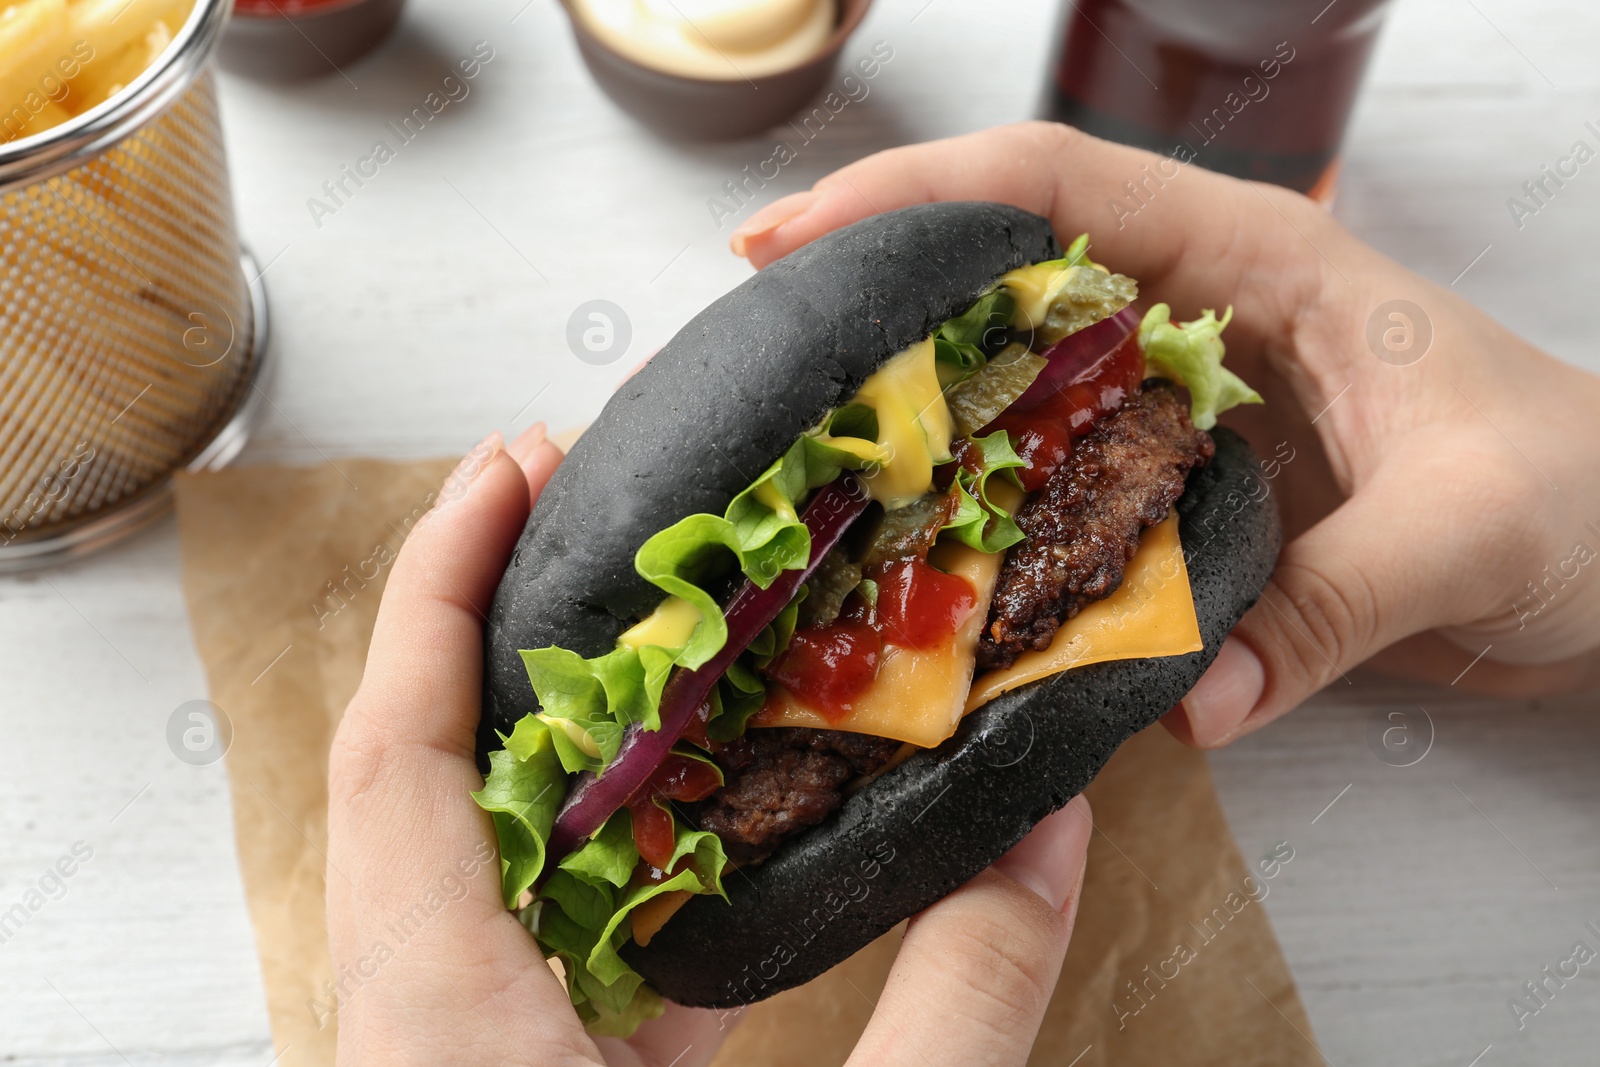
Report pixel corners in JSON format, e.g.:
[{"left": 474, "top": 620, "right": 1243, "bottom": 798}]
[
  {"left": 756, "top": 536, "right": 1003, "bottom": 748},
  {"left": 618, "top": 595, "right": 702, "bottom": 650},
  {"left": 752, "top": 510, "right": 1200, "bottom": 747},
  {"left": 851, "top": 338, "right": 953, "bottom": 509},
  {"left": 752, "top": 478, "right": 797, "bottom": 522},
  {"left": 545, "top": 716, "right": 603, "bottom": 758},
  {"left": 965, "top": 511, "right": 1201, "bottom": 711},
  {"left": 809, "top": 431, "right": 891, "bottom": 468},
  {"left": 998, "top": 261, "right": 1072, "bottom": 334},
  {"left": 630, "top": 889, "right": 692, "bottom": 946}
]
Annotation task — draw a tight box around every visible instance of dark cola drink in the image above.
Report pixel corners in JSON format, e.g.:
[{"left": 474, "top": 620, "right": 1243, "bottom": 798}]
[{"left": 1043, "top": 0, "right": 1392, "bottom": 201}]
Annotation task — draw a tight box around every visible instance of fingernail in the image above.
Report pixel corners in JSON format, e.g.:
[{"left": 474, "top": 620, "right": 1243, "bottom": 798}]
[
  {"left": 1181, "top": 637, "right": 1265, "bottom": 747},
  {"left": 729, "top": 191, "right": 817, "bottom": 258},
  {"left": 438, "top": 430, "right": 504, "bottom": 509},
  {"left": 992, "top": 794, "right": 1092, "bottom": 912},
  {"left": 507, "top": 421, "right": 547, "bottom": 464}
]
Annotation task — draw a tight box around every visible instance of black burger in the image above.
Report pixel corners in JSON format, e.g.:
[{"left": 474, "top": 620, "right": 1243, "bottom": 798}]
[{"left": 473, "top": 202, "right": 1281, "bottom": 1034}]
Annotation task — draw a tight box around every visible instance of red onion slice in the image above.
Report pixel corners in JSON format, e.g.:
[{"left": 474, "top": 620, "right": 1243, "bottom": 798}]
[
  {"left": 545, "top": 472, "right": 872, "bottom": 864},
  {"left": 1011, "top": 306, "right": 1141, "bottom": 414}
]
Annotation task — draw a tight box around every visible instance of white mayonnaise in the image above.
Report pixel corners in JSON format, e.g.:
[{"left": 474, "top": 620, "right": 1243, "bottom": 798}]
[{"left": 572, "top": 0, "right": 835, "bottom": 80}]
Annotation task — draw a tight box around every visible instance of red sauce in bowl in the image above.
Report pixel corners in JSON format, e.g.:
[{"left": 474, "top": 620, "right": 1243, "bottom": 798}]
[
  {"left": 233, "top": 0, "right": 369, "bottom": 15},
  {"left": 220, "top": 0, "right": 406, "bottom": 79}
]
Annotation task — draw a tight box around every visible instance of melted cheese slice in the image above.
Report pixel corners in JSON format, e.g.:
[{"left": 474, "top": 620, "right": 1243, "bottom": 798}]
[
  {"left": 849, "top": 338, "right": 954, "bottom": 509},
  {"left": 755, "top": 537, "right": 1003, "bottom": 748},
  {"left": 965, "top": 511, "right": 1201, "bottom": 711},
  {"left": 618, "top": 595, "right": 702, "bottom": 650},
  {"left": 755, "top": 512, "right": 1201, "bottom": 747},
  {"left": 631, "top": 889, "right": 693, "bottom": 946},
  {"left": 999, "top": 261, "right": 1075, "bottom": 333}
]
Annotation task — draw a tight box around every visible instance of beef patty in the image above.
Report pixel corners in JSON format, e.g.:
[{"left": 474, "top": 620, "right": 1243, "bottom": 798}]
[
  {"left": 977, "top": 380, "right": 1214, "bottom": 670},
  {"left": 694, "top": 728, "right": 902, "bottom": 865},
  {"left": 699, "top": 379, "right": 1212, "bottom": 864}
]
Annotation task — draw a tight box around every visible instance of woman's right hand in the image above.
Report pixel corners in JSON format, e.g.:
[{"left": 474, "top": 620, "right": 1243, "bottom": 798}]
[{"left": 730, "top": 121, "right": 1600, "bottom": 748}]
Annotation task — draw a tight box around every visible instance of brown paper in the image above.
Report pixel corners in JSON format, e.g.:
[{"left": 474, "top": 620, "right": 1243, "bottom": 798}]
[
  {"left": 710, "top": 725, "right": 1320, "bottom": 1067},
  {"left": 175, "top": 456, "right": 1320, "bottom": 1067},
  {"left": 177, "top": 456, "right": 457, "bottom": 1067}
]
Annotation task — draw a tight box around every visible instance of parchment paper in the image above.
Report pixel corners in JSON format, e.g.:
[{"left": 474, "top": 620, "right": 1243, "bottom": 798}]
[{"left": 174, "top": 452, "right": 1321, "bottom": 1067}]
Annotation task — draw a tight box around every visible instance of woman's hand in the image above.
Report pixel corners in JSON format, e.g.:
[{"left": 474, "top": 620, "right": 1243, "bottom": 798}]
[
  {"left": 732, "top": 121, "right": 1600, "bottom": 748},
  {"left": 325, "top": 422, "right": 1095, "bottom": 1066}
]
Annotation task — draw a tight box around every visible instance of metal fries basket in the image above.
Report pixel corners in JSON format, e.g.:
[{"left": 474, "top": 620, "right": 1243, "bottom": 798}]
[{"left": 0, "top": 0, "right": 267, "bottom": 570}]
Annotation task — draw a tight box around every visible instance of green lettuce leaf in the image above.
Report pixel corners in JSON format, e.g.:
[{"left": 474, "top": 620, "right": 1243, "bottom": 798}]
[
  {"left": 1138, "top": 303, "right": 1262, "bottom": 431},
  {"left": 472, "top": 717, "right": 565, "bottom": 909},
  {"left": 559, "top": 808, "right": 639, "bottom": 889},
  {"left": 515, "top": 431, "right": 879, "bottom": 782},
  {"left": 524, "top": 805, "right": 728, "bottom": 1038},
  {"left": 516, "top": 647, "right": 626, "bottom": 774},
  {"left": 706, "top": 659, "right": 768, "bottom": 744},
  {"left": 933, "top": 287, "right": 1016, "bottom": 376},
  {"left": 541, "top": 868, "right": 615, "bottom": 929},
  {"left": 587, "top": 826, "right": 728, "bottom": 987},
  {"left": 635, "top": 431, "right": 873, "bottom": 669},
  {"left": 579, "top": 982, "right": 663, "bottom": 1037},
  {"left": 941, "top": 431, "right": 1028, "bottom": 553},
  {"left": 532, "top": 873, "right": 659, "bottom": 1036},
  {"left": 743, "top": 586, "right": 804, "bottom": 667}
]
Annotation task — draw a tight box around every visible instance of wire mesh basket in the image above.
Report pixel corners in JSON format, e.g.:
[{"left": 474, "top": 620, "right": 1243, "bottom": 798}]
[{"left": 0, "top": 0, "right": 268, "bottom": 571}]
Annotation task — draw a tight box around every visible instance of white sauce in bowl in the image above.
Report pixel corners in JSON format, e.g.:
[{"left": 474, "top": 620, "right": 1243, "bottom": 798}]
[{"left": 571, "top": 0, "right": 836, "bottom": 80}]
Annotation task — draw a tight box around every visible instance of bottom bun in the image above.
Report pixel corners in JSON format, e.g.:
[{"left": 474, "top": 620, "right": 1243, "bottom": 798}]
[{"left": 624, "top": 428, "right": 1282, "bottom": 1008}]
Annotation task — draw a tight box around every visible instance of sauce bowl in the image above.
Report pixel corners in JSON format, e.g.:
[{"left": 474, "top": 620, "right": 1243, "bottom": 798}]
[{"left": 561, "top": 0, "right": 875, "bottom": 140}]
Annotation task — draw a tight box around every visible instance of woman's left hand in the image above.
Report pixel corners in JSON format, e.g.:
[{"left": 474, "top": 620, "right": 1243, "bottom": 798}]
[{"left": 324, "top": 422, "right": 1095, "bottom": 1067}]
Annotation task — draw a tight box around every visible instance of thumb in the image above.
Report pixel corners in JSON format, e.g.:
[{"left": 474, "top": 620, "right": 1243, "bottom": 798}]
[
  {"left": 1167, "top": 450, "right": 1491, "bottom": 748},
  {"left": 845, "top": 796, "right": 1092, "bottom": 1067}
]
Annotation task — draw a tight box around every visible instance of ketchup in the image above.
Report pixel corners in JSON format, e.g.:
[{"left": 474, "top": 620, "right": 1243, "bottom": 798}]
[
  {"left": 754, "top": 327, "right": 1139, "bottom": 726},
  {"left": 234, "top": 0, "right": 364, "bottom": 12},
  {"left": 761, "top": 554, "right": 979, "bottom": 724},
  {"left": 625, "top": 751, "right": 723, "bottom": 871},
  {"left": 763, "top": 604, "right": 882, "bottom": 724},
  {"left": 986, "top": 327, "right": 1145, "bottom": 489},
  {"left": 221, "top": 0, "right": 405, "bottom": 82},
  {"left": 977, "top": 420, "right": 1072, "bottom": 494},
  {"left": 679, "top": 698, "right": 712, "bottom": 751},
  {"left": 871, "top": 558, "right": 977, "bottom": 651}
]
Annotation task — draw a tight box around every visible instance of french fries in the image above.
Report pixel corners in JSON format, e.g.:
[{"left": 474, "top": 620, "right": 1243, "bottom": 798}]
[
  {"left": 0, "top": 0, "right": 194, "bottom": 144},
  {"left": 69, "top": 0, "right": 185, "bottom": 59},
  {"left": 70, "top": 13, "right": 174, "bottom": 107}
]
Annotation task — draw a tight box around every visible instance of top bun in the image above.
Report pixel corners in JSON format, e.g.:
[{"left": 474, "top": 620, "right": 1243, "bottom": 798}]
[{"left": 481, "top": 203, "right": 1060, "bottom": 748}]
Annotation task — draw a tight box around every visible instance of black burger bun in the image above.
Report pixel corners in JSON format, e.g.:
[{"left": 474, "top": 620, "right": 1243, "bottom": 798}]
[
  {"left": 475, "top": 200, "right": 1283, "bottom": 1009},
  {"left": 625, "top": 427, "right": 1281, "bottom": 1006},
  {"left": 481, "top": 203, "right": 1061, "bottom": 757}
]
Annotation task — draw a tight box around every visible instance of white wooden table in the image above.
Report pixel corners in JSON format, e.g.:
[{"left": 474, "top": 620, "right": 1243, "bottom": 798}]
[{"left": 2, "top": 0, "right": 1598, "bottom": 1062}]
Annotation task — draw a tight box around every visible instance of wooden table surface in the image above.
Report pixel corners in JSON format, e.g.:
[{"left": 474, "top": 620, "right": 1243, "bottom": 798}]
[{"left": 2, "top": 0, "right": 1598, "bottom": 1063}]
